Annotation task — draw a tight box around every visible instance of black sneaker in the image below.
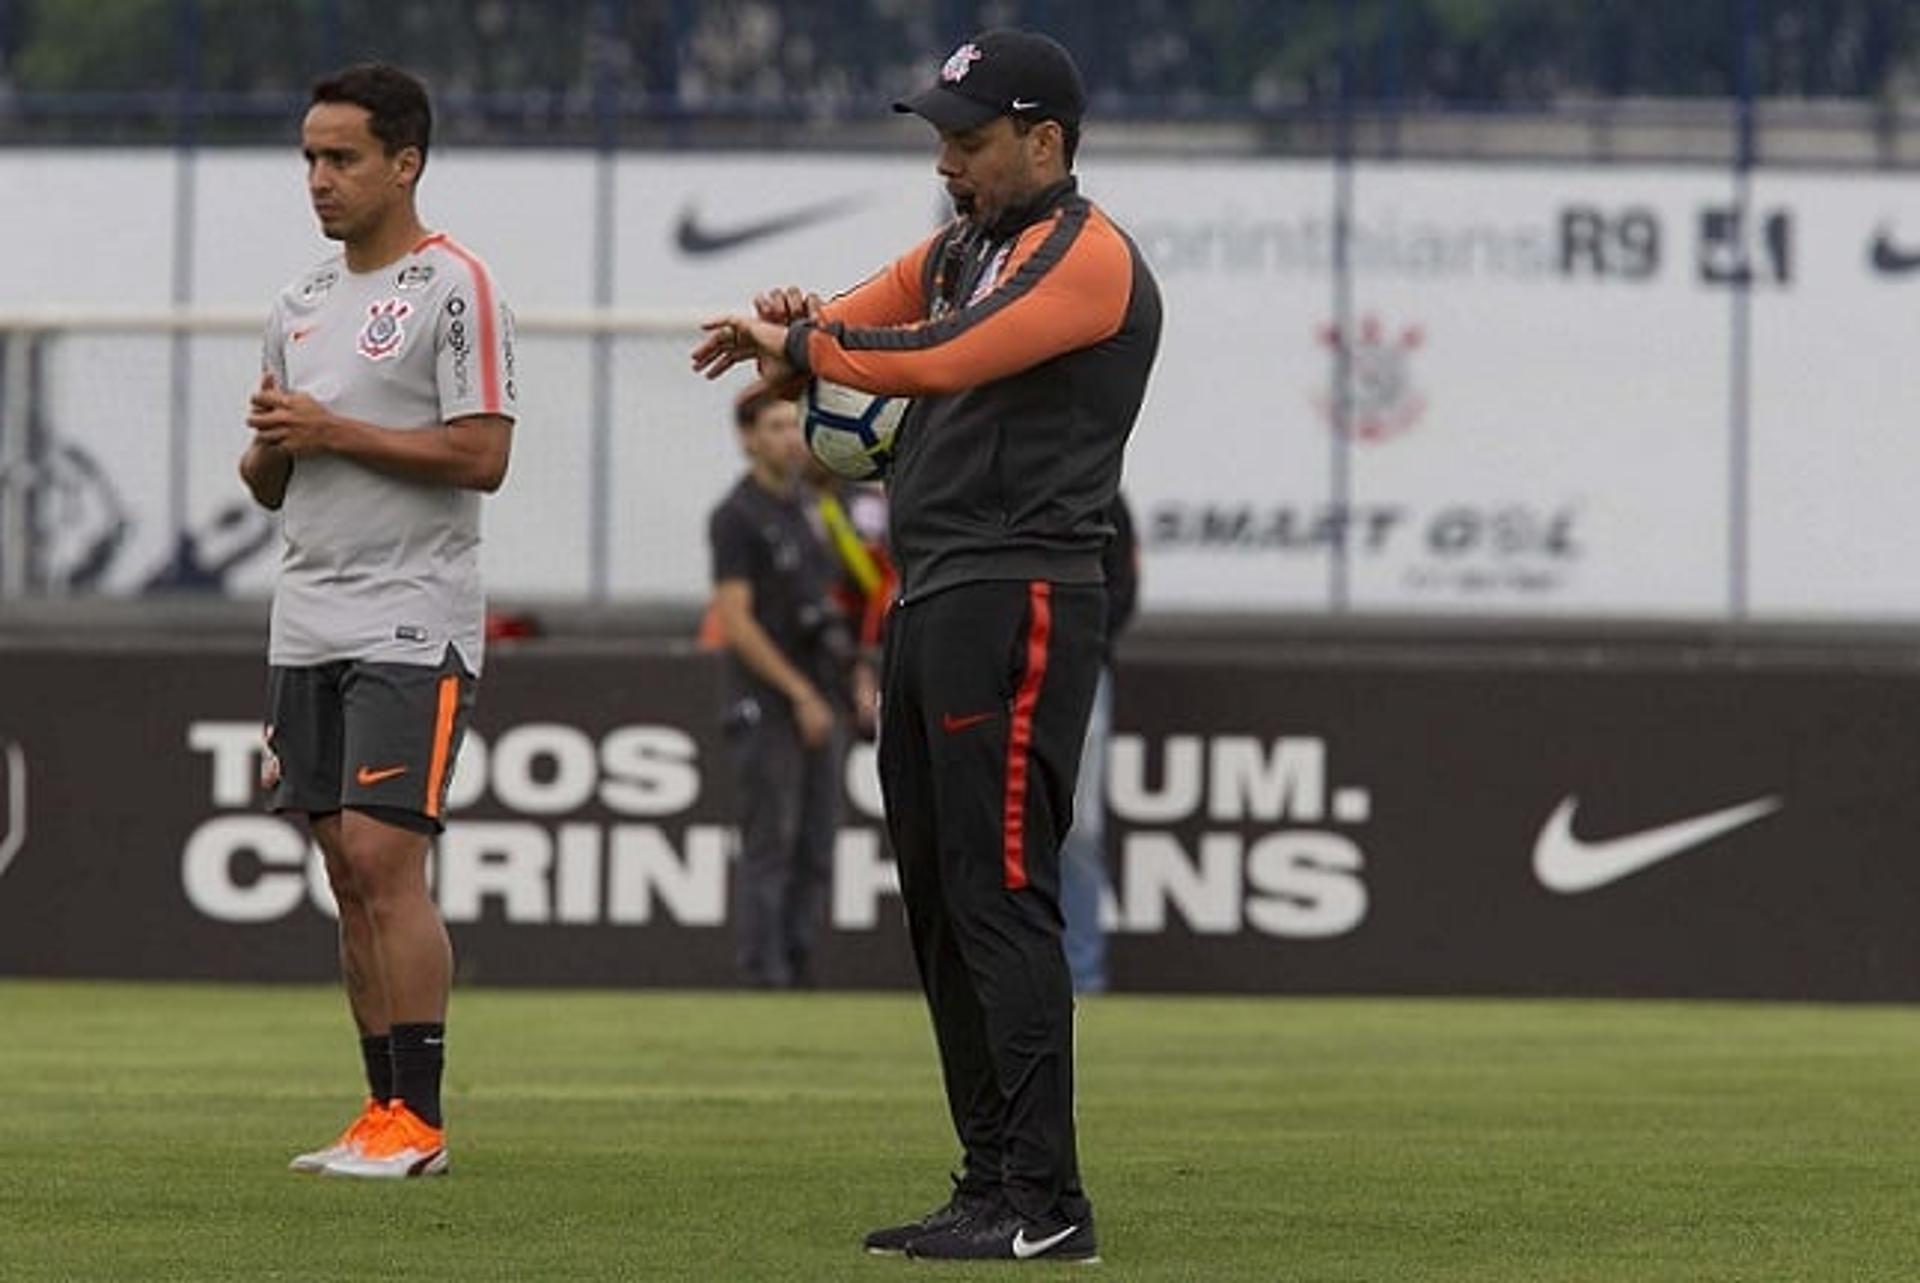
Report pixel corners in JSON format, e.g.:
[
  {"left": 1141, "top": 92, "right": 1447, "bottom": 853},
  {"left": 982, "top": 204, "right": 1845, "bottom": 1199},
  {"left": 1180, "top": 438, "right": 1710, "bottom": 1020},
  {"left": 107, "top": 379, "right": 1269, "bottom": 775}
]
[
  {"left": 862, "top": 1180, "right": 1001, "bottom": 1256},
  {"left": 904, "top": 1209, "right": 1100, "bottom": 1263}
]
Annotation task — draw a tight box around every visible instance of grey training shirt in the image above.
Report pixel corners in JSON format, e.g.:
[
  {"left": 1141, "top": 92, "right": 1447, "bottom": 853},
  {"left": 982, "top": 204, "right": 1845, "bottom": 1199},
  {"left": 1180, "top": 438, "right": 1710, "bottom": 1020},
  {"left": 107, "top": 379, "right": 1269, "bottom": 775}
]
[{"left": 260, "top": 233, "right": 518, "bottom": 674}]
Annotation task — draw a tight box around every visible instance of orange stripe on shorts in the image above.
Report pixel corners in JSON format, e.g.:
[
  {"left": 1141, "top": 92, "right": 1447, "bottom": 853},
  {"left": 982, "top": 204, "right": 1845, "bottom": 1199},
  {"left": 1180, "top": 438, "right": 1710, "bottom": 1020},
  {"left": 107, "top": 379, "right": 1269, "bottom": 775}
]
[{"left": 423, "top": 674, "right": 460, "bottom": 818}]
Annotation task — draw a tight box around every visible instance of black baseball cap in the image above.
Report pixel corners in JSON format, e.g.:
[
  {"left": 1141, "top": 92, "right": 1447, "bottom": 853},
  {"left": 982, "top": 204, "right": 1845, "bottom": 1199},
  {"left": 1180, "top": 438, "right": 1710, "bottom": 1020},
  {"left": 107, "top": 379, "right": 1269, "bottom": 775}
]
[{"left": 894, "top": 29, "right": 1086, "bottom": 133}]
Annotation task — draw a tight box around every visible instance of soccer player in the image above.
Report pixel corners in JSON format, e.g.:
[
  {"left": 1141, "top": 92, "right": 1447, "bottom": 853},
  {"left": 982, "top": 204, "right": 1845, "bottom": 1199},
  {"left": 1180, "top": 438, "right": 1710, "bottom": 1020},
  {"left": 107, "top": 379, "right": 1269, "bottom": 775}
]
[
  {"left": 240, "top": 63, "right": 517, "bottom": 1180},
  {"left": 692, "top": 28, "right": 1162, "bottom": 1263}
]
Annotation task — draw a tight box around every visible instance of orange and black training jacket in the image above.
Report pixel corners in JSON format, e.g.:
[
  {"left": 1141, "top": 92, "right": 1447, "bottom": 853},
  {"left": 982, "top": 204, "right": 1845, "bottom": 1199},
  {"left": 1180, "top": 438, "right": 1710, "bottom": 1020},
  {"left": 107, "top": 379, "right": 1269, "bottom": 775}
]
[{"left": 783, "top": 177, "right": 1163, "bottom": 605}]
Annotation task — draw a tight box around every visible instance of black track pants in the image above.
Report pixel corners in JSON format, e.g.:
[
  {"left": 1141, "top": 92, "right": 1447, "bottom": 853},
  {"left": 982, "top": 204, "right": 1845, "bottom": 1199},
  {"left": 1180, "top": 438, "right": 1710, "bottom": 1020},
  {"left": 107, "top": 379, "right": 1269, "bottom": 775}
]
[{"left": 878, "top": 578, "right": 1105, "bottom": 1222}]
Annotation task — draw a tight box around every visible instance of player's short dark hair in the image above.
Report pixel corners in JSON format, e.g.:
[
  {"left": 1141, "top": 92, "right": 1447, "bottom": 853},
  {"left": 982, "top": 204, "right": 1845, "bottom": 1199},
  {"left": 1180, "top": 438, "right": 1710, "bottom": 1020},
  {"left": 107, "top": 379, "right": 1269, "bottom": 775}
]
[
  {"left": 735, "top": 388, "right": 784, "bottom": 430},
  {"left": 311, "top": 63, "right": 433, "bottom": 179}
]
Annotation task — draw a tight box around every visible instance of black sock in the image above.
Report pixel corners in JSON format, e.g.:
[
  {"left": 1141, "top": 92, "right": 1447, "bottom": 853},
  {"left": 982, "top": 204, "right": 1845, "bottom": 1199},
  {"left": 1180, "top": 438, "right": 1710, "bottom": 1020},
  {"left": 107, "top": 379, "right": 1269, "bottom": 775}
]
[
  {"left": 390, "top": 1022, "right": 446, "bottom": 1127},
  {"left": 360, "top": 1034, "right": 394, "bottom": 1105}
]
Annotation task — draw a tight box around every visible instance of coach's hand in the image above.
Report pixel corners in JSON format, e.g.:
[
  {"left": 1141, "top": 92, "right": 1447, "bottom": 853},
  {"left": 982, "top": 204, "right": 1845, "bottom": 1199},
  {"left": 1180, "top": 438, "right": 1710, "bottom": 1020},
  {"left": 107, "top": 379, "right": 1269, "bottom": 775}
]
[
  {"left": 692, "top": 314, "right": 787, "bottom": 378},
  {"left": 691, "top": 314, "right": 806, "bottom": 406},
  {"left": 752, "top": 287, "right": 822, "bottom": 325}
]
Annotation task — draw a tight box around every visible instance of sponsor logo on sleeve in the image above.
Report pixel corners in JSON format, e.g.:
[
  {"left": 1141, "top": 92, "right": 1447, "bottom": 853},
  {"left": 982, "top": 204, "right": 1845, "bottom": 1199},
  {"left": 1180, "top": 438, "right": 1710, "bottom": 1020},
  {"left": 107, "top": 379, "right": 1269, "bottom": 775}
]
[
  {"left": 299, "top": 268, "right": 338, "bottom": 303},
  {"left": 446, "top": 308, "right": 472, "bottom": 402}
]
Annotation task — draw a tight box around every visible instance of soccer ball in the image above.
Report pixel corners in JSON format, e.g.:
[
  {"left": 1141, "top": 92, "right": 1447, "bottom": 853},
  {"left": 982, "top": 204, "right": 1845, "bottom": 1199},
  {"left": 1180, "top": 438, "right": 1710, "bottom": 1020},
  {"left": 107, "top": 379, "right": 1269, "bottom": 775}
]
[{"left": 801, "top": 379, "right": 908, "bottom": 481}]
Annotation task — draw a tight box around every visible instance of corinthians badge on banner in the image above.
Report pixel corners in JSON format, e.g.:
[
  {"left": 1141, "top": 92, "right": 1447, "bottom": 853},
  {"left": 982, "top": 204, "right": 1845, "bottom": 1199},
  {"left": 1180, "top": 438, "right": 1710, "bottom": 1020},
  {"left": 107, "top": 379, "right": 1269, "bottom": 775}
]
[{"left": 1316, "top": 315, "right": 1426, "bottom": 443}]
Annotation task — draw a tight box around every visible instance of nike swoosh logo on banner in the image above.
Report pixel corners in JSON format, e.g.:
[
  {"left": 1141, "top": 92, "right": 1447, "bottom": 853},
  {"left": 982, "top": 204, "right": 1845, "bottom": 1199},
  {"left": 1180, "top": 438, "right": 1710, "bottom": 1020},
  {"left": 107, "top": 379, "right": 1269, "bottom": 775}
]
[
  {"left": 1011, "top": 1225, "right": 1079, "bottom": 1260},
  {"left": 674, "top": 196, "right": 865, "bottom": 256},
  {"left": 1870, "top": 230, "right": 1920, "bottom": 275},
  {"left": 941, "top": 711, "right": 995, "bottom": 734},
  {"left": 1533, "top": 794, "right": 1782, "bottom": 894},
  {"left": 355, "top": 764, "right": 409, "bottom": 786}
]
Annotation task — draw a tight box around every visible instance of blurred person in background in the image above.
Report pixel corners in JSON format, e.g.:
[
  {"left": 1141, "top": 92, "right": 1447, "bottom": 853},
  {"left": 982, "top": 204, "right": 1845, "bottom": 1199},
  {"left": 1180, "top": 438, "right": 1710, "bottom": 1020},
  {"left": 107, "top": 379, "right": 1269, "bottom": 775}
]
[
  {"left": 241, "top": 62, "right": 516, "bottom": 1180},
  {"left": 803, "top": 459, "right": 895, "bottom": 741},
  {"left": 1059, "top": 491, "right": 1137, "bottom": 995},
  {"left": 692, "top": 27, "right": 1162, "bottom": 1264},
  {"left": 707, "top": 390, "right": 851, "bottom": 989}
]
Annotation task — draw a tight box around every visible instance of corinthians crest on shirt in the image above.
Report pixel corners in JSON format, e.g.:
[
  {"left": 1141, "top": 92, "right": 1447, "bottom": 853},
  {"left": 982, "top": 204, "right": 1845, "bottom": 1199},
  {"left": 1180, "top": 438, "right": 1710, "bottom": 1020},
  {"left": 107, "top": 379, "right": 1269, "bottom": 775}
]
[{"left": 357, "top": 298, "right": 413, "bottom": 362}]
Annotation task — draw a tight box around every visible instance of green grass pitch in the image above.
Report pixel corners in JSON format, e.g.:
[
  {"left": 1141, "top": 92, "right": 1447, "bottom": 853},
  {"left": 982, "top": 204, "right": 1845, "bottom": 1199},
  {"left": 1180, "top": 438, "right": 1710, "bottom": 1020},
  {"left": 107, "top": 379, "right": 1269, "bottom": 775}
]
[{"left": 2, "top": 981, "right": 1918, "bottom": 1281}]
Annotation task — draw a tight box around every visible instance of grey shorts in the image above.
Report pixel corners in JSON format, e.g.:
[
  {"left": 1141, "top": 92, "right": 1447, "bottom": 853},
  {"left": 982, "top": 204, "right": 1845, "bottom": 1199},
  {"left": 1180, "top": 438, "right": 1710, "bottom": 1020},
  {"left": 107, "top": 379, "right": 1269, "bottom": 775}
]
[{"left": 264, "top": 644, "right": 476, "bottom": 833}]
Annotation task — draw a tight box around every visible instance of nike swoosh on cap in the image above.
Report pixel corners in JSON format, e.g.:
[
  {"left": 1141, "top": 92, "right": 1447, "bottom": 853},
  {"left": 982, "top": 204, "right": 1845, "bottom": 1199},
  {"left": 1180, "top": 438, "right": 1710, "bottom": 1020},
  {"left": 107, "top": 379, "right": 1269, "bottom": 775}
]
[
  {"left": 1532, "top": 794, "right": 1782, "bottom": 894},
  {"left": 1011, "top": 1225, "right": 1079, "bottom": 1259},
  {"left": 674, "top": 195, "right": 866, "bottom": 256}
]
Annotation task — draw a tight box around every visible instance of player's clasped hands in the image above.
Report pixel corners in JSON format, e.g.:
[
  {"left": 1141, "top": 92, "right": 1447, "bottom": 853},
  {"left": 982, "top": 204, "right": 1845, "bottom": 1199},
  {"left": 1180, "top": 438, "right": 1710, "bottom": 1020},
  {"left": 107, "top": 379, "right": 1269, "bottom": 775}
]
[{"left": 247, "top": 372, "right": 334, "bottom": 456}]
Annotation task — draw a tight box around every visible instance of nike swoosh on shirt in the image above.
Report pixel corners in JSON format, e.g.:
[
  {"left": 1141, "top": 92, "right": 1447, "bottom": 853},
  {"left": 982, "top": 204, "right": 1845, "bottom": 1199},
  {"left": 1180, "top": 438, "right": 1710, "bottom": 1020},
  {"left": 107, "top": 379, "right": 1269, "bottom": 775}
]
[
  {"left": 1011, "top": 1225, "right": 1080, "bottom": 1259},
  {"left": 941, "top": 711, "right": 996, "bottom": 734},
  {"left": 673, "top": 196, "right": 865, "bottom": 256},
  {"left": 355, "top": 764, "right": 409, "bottom": 786},
  {"left": 1533, "top": 794, "right": 1782, "bottom": 894}
]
